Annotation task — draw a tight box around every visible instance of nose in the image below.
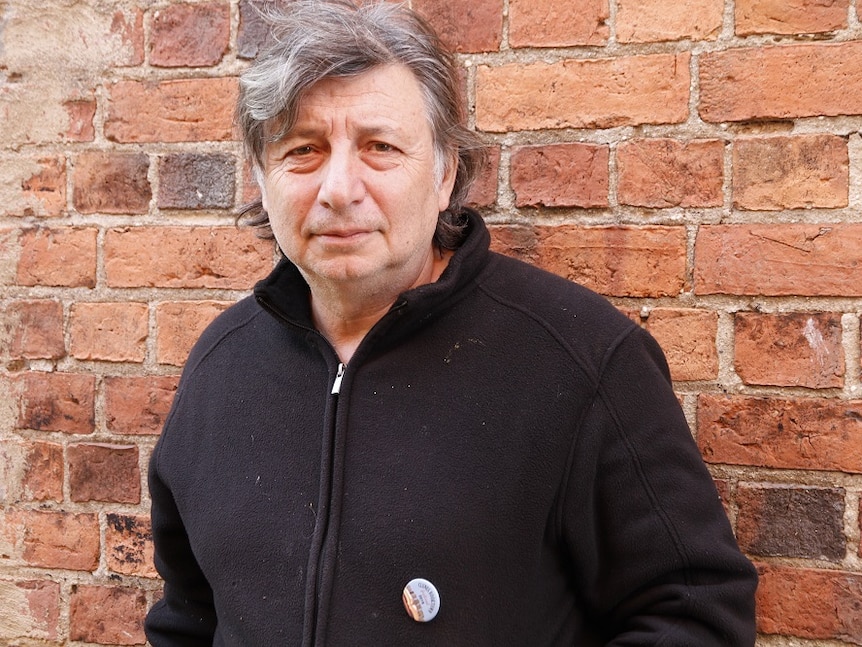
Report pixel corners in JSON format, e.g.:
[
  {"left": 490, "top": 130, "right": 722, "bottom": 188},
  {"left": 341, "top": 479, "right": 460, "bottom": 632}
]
[{"left": 317, "top": 146, "right": 366, "bottom": 211}]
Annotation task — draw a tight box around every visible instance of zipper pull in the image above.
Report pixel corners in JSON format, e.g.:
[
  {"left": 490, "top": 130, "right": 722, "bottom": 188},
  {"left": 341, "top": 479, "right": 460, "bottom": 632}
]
[{"left": 331, "top": 362, "right": 346, "bottom": 395}]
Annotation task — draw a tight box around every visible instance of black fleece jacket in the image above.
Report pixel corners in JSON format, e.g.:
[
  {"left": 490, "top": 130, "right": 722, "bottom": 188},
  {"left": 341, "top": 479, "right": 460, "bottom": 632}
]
[{"left": 146, "top": 210, "right": 757, "bottom": 646}]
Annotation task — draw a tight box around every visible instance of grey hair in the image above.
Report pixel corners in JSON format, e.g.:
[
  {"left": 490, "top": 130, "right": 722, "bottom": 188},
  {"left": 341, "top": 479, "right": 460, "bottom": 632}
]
[{"left": 236, "top": 0, "right": 485, "bottom": 249}]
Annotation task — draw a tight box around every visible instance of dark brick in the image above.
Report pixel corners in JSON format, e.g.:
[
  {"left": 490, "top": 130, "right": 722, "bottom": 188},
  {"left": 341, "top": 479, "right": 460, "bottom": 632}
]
[
  {"left": 158, "top": 153, "right": 235, "bottom": 209},
  {"left": 238, "top": 0, "right": 270, "bottom": 59},
  {"left": 737, "top": 484, "right": 846, "bottom": 561},
  {"left": 68, "top": 444, "right": 141, "bottom": 504}
]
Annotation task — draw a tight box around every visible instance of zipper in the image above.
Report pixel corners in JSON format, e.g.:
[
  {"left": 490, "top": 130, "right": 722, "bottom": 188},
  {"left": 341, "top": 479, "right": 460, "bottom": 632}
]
[{"left": 330, "top": 362, "right": 346, "bottom": 395}]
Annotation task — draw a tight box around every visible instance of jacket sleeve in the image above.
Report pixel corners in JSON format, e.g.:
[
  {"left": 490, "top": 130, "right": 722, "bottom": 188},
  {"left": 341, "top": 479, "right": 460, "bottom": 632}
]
[
  {"left": 560, "top": 325, "right": 758, "bottom": 646},
  {"left": 145, "top": 437, "right": 218, "bottom": 646}
]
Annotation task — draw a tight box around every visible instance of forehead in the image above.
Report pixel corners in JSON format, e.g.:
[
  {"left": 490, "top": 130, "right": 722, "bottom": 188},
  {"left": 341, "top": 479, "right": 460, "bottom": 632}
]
[{"left": 291, "top": 64, "right": 431, "bottom": 133}]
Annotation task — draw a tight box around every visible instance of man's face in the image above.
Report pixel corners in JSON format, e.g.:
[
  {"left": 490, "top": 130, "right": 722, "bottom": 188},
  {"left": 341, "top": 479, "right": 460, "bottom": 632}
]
[{"left": 260, "top": 64, "right": 457, "bottom": 295}]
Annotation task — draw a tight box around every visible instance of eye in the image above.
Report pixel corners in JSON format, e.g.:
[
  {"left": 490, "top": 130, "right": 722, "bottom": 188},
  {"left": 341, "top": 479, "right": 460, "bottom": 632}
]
[
  {"left": 288, "top": 145, "right": 315, "bottom": 156},
  {"left": 370, "top": 142, "right": 396, "bottom": 153}
]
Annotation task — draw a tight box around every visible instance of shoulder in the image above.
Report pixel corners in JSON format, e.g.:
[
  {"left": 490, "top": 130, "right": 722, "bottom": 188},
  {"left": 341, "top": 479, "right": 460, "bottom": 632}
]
[
  {"left": 477, "top": 252, "right": 638, "bottom": 350},
  {"left": 180, "top": 295, "right": 272, "bottom": 378}
]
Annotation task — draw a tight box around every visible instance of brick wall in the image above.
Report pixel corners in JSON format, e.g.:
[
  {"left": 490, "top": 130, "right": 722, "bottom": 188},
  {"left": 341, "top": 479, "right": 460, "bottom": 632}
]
[{"left": 1, "top": 0, "right": 861, "bottom": 644}]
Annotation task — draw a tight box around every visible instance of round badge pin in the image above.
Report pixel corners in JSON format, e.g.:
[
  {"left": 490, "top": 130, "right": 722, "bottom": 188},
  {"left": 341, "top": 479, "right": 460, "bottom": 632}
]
[{"left": 402, "top": 577, "right": 440, "bottom": 622}]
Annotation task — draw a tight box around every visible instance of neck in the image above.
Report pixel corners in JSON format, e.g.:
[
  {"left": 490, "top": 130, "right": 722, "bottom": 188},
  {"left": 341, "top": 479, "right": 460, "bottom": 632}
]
[{"left": 307, "top": 248, "right": 453, "bottom": 363}]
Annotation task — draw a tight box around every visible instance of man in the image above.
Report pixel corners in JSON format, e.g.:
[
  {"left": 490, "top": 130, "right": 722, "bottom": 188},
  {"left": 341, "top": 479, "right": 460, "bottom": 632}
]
[{"left": 145, "top": 1, "right": 758, "bottom": 645}]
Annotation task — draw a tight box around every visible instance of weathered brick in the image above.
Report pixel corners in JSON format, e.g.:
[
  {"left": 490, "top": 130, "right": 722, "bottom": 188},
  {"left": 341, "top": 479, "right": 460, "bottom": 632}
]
[
  {"left": 510, "top": 143, "right": 609, "bottom": 208},
  {"left": 156, "top": 301, "right": 233, "bottom": 366},
  {"left": 64, "top": 98, "right": 97, "bottom": 142},
  {"left": 68, "top": 443, "right": 140, "bottom": 504},
  {"left": 1, "top": 510, "right": 99, "bottom": 571},
  {"left": 17, "top": 227, "right": 97, "bottom": 288},
  {"left": 494, "top": 225, "right": 686, "bottom": 297},
  {"left": 477, "top": 54, "right": 689, "bottom": 132},
  {"left": 69, "top": 585, "right": 147, "bottom": 645},
  {"left": 150, "top": 2, "right": 230, "bottom": 68},
  {"left": 413, "top": 0, "right": 503, "bottom": 53},
  {"left": 736, "top": 484, "right": 845, "bottom": 560},
  {"left": 700, "top": 42, "right": 862, "bottom": 122},
  {"left": 158, "top": 153, "right": 236, "bottom": 209},
  {"left": 69, "top": 302, "right": 148, "bottom": 363},
  {"left": 736, "top": 0, "right": 848, "bottom": 35},
  {"left": 617, "top": 139, "right": 724, "bottom": 208},
  {"left": 238, "top": 0, "right": 269, "bottom": 59},
  {"left": 20, "top": 441, "right": 64, "bottom": 503},
  {"left": 105, "top": 78, "right": 238, "bottom": 143},
  {"left": 105, "top": 376, "right": 179, "bottom": 435},
  {"left": 698, "top": 394, "right": 862, "bottom": 473},
  {"left": 756, "top": 565, "right": 862, "bottom": 642},
  {"left": 641, "top": 308, "right": 718, "bottom": 381},
  {"left": 0, "top": 156, "right": 66, "bottom": 218},
  {"left": 508, "top": 0, "right": 608, "bottom": 47},
  {"left": 617, "top": 0, "right": 722, "bottom": 42},
  {"left": 73, "top": 151, "right": 152, "bottom": 215},
  {"left": 3, "top": 300, "right": 65, "bottom": 360},
  {"left": 734, "top": 312, "right": 844, "bottom": 388},
  {"left": 0, "top": 579, "right": 60, "bottom": 641},
  {"left": 17, "top": 372, "right": 95, "bottom": 434},
  {"left": 733, "top": 135, "right": 848, "bottom": 210},
  {"left": 104, "top": 226, "right": 273, "bottom": 289},
  {"left": 106, "top": 514, "right": 157, "bottom": 578},
  {"left": 694, "top": 224, "right": 862, "bottom": 297}
]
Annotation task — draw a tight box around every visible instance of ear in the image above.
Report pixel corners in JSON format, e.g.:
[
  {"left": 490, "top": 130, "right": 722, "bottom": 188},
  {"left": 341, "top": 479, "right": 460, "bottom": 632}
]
[{"left": 436, "top": 152, "right": 459, "bottom": 212}]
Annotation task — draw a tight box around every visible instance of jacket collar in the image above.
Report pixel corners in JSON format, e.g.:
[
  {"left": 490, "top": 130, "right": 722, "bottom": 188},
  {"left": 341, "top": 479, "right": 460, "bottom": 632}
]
[{"left": 253, "top": 209, "right": 492, "bottom": 348}]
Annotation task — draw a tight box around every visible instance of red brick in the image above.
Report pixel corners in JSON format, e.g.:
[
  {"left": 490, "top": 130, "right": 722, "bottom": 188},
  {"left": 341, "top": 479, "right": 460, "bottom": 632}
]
[
  {"left": 694, "top": 224, "right": 862, "bottom": 297},
  {"left": 158, "top": 152, "right": 236, "bottom": 209},
  {"left": 105, "top": 78, "right": 238, "bottom": 143},
  {"left": 508, "top": 0, "right": 608, "bottom": 47},
  {"left": 73, "top": 151, "right": 152, "bottom": 214},
  {"left": 106, "top": 514, "right": 157, "bottom": 578},
  {"left": 756, "top": 565, "right": 862, "bottom": 642},
  {"left": 700, "top": 42, "right": 862, "bottom": 122},
  {"left": 17, "top": 372, "right": 95, "bottom": 434},
  {"left": 69, "top": 585, "right": 147, "bottom": 645},
  {"left": 20, "top": 441, "right": 64, "bottom": 502},
  {"left": 105, "top": 376, "right": 179, "bottom": 435},
  {"left": 105, "top": 226, "right": 273, "bottom": 289},
  {"left": 70, "top": 302, "right": 148, "bottom": 363},
  {"left": 495, "top": 225, "right": 686, "bottom": 297},
  {"left": 736, "top": 0, "right": 848, "bottom": 35},
  {"left": 510, "top": 143, "right": 609, "bottom": 208},
  {"left": 733, "top": 134, "right": 848, "bottom": 210},
  {"left": 2, "top": 510, "right": 99, "bottom": 571},
  {"left": 617, "top": 139, "right": 724, "bottom": 208},
  {"left": 63, "top": 98, "right": 96, "bottom": 142},
  {"left": 156, "top": 301, "right": 233, "bottom": 366},
  {"left": 68, "top": 443, "right": 140, "bottom": 504},
  {"left": 16, "top": 227, "right": 97, "bottom": 288},
  {"left": 641, "top": 308, "right": 718, "bottom": 381},
  {"left": 413, "top": 0, "right": 503, "bottom": 53},
  {"left": 0, "top": 579, "right": 60, "bottom": 641},
  {"left": 4, "top": 300, "right": 65, "bottom": 360},
  {"left": 698, "top": 394, "right": 862, "bottom": 473},
  {"left": 736, "top": 484, "right": 845, "bottom": 560},
  {"left": 466, "top": 146, "right": 500, "bottom": 208},
  {"left": 476, "top": 54, "right": 690, "bottom": 132},
  {"left": 150, "top": 2, "right": 230, "bottom": 67},
  {"left": 617, "top": 0, "right": 722, "bottom": 42},
  {"left": 734, "top": 312, "right": 844, "bottom": 388}
]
